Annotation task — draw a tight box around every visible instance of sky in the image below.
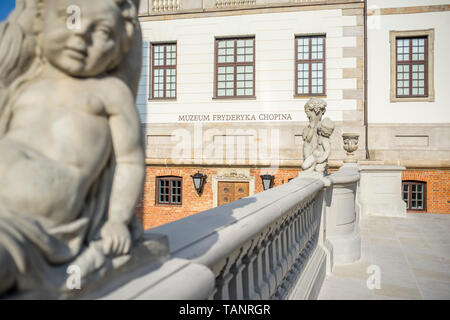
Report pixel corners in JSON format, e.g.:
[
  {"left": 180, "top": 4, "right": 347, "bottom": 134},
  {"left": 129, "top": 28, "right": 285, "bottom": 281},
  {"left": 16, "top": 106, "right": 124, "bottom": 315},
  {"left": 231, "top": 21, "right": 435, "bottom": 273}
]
[{"left": 0, "top": 0, "right": 15, "bottom": 22}]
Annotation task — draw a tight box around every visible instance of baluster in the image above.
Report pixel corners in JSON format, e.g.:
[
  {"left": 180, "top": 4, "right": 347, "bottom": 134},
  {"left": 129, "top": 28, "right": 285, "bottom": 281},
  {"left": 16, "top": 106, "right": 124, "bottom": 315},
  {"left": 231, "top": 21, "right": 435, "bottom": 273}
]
[
  {"left": 229, "top": 252, "right": 246, "bottom": 299},
  {"left": 215, "top": 273, "right": 233, "bottom": 300},
  {"left": 269, "top": 233, "right": 279, "bottom": 296},
  {"left": 275, "top": 230, "right": 284, "bottom": 283},
  {"left": 252, "top": 243, "right": 264, "bottom": 300},
  {"left": 293, "top": 215, "right": 300, "bottom": 253},
  {"left": 280, "top": 224, "right": 288, "bottom": 275},
  {"left": 255, "top": 240, "right": 270, "bottom": 299},
  {"left": 242, "top": 251, "right": 257, "bottom": 299},
  {"left": 289, "top": 217, "right": 296, "bottom": 266},
  {"left": 307, "top": 202, "right": 312, "bottom": 240},
  {"left": 280, "top": 222, "right": 288, "bottom": 274},
  {"left": 300, "top": 208, "right": 306, "bottom": 251},
  {"left": 292, "top": 215, "right": 297, "bottom": 248}
]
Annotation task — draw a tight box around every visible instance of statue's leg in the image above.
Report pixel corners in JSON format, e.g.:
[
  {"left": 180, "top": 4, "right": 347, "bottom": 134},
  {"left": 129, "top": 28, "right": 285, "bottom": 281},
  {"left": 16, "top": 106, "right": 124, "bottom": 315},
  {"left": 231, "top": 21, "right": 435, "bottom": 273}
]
[
  {"left": 302, "top": 155, "right": 316, "bottom": 171},
  {"left": 315, "top": 162, "right": 326, "bottom": 173},
  {"left": 0, "top": 245, "right": 16, "bottom": 294}
]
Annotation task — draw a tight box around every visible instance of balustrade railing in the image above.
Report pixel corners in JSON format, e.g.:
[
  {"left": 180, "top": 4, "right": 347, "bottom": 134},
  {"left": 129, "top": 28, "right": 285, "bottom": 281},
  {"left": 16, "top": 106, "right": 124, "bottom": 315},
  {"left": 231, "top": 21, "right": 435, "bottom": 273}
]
[
  {"left": 92, "top": 165, "right": 363, "bottom": 300},
  {"left": 151, "top": 175, "right": 327, "bottom": 300},
  {"left": 139, "top": 0, "right": 362, "bottom": 16},
  {"left": 215, "top": 0, "right": 257, "bottom": 8},
  {"left": 152, "top": 0, "right": 180, "bottom": 13}
]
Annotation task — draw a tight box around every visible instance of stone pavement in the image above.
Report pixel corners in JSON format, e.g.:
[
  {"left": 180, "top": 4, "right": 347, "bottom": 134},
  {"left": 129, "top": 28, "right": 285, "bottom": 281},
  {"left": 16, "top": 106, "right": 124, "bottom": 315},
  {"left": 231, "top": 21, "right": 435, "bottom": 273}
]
[{"left": 318, "top": 213, "right": 450, "bottom": 300}]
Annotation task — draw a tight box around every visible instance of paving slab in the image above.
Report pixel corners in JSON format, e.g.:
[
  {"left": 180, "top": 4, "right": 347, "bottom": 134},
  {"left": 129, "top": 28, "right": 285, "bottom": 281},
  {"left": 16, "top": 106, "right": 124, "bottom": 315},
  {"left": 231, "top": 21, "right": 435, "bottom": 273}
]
[{"left": 318, "top": 213, "right": 450, "bottom": 300}]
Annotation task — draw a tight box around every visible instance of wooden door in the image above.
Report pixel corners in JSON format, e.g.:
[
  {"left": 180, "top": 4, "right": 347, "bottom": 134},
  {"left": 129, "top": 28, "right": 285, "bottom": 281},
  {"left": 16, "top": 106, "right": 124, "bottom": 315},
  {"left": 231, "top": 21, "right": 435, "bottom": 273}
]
[{"left": 218, "top": 182, "right": 250, "bottom": 206}]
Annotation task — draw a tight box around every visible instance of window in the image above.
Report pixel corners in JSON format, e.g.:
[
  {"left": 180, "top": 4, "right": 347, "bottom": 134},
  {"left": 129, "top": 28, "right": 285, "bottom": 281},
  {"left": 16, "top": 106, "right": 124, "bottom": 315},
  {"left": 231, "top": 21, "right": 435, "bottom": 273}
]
[
  {"left": 215, "top": 37, "right": 255, "bottom": 98},
  {"left": 396, "top": 37, "right": 428, "bottom": 97},
  {"left": 402, "top": 181, "right": 426, "bottom": 212},
  {"left": 390, "top": 29, "right": 434, "bottom": 102},
  {"left": 151, "top": 43, "right": 176, "bottom": 99},
  {"left": 295, "top": 35, "right": 326, "bottom": 96},
  {"left": 156, "top": 176, "right": 182, "bottom": 205}
]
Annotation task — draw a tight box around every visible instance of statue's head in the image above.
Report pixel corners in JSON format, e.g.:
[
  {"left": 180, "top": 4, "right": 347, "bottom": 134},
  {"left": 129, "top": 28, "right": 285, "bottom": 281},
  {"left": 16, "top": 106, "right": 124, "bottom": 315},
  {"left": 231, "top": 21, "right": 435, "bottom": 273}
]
[
  {"left": 317, "top": 117, "right": 335, "bottom": 138},
  {"left": 304, "top": 97, "right": 327, "bottom": 122},
  {"left": 40, "top": 0, "right": 138, "bottom": 77}
]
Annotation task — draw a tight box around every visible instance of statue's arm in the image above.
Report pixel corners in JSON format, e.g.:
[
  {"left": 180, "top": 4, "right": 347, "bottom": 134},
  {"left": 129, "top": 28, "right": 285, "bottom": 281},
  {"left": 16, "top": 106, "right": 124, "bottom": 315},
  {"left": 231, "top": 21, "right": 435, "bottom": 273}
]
[
  {"left": 106, "top": 81, "right": 145, "bottom": 224},
  {"left": 302, "top": 125, "right": 314, "bottom": 142},
  {"left": 316, "top": 139, "right": 331, "bottom": 164},
  {"left": 101, "top": 80, "right": 145, "bottom": 255}
]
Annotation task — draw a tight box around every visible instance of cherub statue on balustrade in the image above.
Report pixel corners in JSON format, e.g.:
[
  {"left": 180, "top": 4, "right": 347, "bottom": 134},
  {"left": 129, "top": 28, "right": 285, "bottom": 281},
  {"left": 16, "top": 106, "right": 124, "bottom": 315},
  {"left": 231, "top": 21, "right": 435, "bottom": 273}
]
[
  {"left": 0, "top": 0, "right": 146, "bottom": 297},
  {"left": 301, "top": 97, "right": 327, "bottom": 172}
]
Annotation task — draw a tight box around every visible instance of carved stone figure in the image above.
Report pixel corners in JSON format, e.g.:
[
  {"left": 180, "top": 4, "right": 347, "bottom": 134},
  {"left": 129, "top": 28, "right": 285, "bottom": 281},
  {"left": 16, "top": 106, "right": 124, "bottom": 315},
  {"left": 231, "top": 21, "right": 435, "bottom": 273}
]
[
  {"left": 301, "top": 97, "right": 327, "bottom": 165},
  {"left": 342, "top": 133, "right": 359, "bottom": 163},
  {"left": 312, "top": 117, "right": 335, "bottom": 173},
  {"left": 0, "top": 0, "right": 162, "bottom": 298},
  {"left": 301, "top": 98, "right": 334, "bottom": 174}
]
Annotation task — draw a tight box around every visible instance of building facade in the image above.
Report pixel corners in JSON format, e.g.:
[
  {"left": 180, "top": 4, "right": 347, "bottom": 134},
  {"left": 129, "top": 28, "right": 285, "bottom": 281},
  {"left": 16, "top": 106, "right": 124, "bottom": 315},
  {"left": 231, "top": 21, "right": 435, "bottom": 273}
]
[
  {"left": 136, "top": 0, "right": 449, "bottom": 229},
  {"left": 367, "top": 0, "right": 450, "bottom": 214}
]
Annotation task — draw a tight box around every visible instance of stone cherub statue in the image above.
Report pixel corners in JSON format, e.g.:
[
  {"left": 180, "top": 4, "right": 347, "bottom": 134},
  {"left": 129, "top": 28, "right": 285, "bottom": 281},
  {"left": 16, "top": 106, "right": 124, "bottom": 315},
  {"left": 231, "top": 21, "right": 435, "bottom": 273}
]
[
  {"left": 301, "top": 98, "right": 335, "bottom": 174},
  {"left": 0, "top": 0, "right": 153, "bottom": 298}
]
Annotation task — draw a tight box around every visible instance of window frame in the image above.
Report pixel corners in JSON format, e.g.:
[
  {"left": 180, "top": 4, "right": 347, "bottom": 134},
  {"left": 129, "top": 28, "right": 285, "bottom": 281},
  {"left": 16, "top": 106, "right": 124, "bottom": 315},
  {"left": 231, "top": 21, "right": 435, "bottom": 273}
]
[
  {"left": 150, "top": 42, "right": 177, "bottom": 100},
  {"left": 390, "top": 29, "right": 435, "bottom": 102},
  {"left": 294, "top": 34, "right": 326, "bottom": 97},
  {"left": 395, "top": 36, "right": 428, "bottom": 98},
  {"left": 402, "top": 180, "right": 427, "bottom": 212},
  {"left": 214, "top": 36, "right": 256, "bottom": 99},
  {"left": 155, "top": 176, "right": 183, "bottom": 206}
]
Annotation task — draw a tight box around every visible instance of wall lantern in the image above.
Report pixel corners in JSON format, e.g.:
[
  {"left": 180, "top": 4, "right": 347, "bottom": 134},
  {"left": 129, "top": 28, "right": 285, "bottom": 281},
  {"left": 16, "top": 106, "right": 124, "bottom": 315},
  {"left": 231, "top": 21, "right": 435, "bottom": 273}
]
[
  {"left": 260, "top": 174, "right": 275, "bottom": 191},
  {"left": 191, "top": 172, "right": 207, "bottom": 196}
]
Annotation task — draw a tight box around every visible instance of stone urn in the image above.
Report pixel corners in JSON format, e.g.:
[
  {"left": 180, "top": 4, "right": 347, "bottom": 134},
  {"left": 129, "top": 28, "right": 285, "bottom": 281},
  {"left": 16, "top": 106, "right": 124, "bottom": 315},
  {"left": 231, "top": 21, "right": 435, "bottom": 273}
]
[{"left": 342, "top": 133, "right": 359, "bottom": 163}]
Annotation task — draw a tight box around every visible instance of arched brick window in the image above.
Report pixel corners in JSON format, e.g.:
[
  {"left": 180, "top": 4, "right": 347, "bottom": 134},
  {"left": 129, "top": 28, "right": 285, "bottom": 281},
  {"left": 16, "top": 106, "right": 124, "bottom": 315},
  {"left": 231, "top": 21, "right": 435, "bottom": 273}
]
[
  {"left": 156, "top": 176, "right": 182, "bottom": 205},
  {"left": 402, "top": 180, "right": 426, "bottom": 212}
]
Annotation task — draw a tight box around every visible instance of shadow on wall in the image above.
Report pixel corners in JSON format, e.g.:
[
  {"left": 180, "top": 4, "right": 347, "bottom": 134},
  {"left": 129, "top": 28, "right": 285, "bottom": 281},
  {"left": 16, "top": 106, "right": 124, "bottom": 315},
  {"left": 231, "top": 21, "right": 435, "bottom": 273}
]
[{"left": 148, "top": 196, "right": 257, "bottom": 260}]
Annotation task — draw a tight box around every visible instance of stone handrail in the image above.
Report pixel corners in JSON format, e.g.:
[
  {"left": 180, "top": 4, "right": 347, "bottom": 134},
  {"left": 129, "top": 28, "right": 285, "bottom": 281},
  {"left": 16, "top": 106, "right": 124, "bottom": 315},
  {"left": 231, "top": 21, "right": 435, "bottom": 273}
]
[{"left": 148, "top": 175, "right": 328, "bottom": 299}]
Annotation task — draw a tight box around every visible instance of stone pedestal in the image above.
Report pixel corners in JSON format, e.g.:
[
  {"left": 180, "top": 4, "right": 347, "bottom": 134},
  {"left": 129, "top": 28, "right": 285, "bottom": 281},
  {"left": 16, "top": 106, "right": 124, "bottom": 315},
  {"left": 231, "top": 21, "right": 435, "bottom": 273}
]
[
  {"left": 326, "top": 163, "right": 361, "bottom": 265},
  {"left": 358, "top": 165, "right": 407, "bottom": 217}
]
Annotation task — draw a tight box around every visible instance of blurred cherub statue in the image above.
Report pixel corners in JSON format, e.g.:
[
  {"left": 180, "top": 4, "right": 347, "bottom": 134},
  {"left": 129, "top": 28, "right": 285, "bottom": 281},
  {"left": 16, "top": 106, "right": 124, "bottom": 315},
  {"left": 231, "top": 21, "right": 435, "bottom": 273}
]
[
  {"left": 301, "top": 98, "right": 328, "bottom": 172},
  {"left": 312, "top": 117, "right": 335, "bottom": 173},
  {"left": 0, "top": 0, "right": 146, "bottom": 297}
]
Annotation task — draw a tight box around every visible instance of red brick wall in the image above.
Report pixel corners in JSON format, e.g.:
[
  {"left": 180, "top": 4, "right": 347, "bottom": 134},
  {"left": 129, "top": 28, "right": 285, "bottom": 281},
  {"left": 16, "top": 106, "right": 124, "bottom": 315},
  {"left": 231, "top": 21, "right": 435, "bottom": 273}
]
[
  {"left": 139, "top": 166, "right": 300, "bottom": 229},
  {"left": 139, "top": 167, "right": 218, "bottom": 229},
  {"left": 402, "top": 170, "right": 450, "bottom": 214},
  {"left": 138, "top": 167, "right": 449, "bottom": 229},
  {"left": 251, "top": 168, "right": 300, "bottom": 194}
]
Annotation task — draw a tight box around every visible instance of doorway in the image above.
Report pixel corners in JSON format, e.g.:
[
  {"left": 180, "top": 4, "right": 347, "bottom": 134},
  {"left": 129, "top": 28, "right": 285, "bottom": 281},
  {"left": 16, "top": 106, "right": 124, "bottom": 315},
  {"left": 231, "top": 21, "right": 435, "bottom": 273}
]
[{"left": 218, "top": 181, "right": 250, "bottom": 206}]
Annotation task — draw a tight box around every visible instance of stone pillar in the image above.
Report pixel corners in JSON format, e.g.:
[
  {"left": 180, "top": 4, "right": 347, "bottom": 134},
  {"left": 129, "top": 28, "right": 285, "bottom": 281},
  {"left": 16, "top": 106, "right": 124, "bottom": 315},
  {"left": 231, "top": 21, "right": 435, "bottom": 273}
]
[
  {"left": 325, "top": 164, "right": 361, "bottom": 265},
  {"left": 358, "top": 165, "right": 407, "bottom": 217}
]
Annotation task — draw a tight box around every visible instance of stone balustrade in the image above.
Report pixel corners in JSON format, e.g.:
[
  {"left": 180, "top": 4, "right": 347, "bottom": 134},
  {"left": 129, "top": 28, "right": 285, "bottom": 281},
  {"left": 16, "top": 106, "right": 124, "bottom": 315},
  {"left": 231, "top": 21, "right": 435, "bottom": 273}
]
[
  {"left": 153, "top": 174, "right": 329, "bottom": 300},
  {"left": 215, "top": 0, "right": 257, "bottom": 8},
  {"left": 151, "top": 0, "right": 181, "bottom": 13},
  {"left": 138, "top": 0, "right": 362, "bottom": 16},
  {"left": 90, "top": 165, "right": 367, "bottom": 300}
]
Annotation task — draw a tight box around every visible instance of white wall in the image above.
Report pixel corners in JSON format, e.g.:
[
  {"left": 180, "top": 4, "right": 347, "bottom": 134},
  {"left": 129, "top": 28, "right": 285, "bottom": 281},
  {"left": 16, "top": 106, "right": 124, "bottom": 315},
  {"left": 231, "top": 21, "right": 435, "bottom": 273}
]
[
  {"left": 368, "top": 3, "right": 450, "bottom": 123},
  {"left": 137, "top": 9, "right": 360, "bottom": 124}
]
